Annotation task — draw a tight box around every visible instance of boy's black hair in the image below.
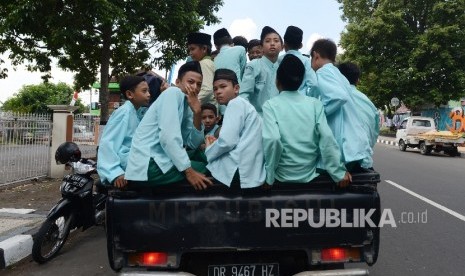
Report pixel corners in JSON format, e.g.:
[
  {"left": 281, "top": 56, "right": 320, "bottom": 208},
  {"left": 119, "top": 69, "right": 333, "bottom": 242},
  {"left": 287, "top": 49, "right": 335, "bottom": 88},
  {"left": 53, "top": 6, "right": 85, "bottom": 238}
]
[
  {"left": 215, "top": 36, "right": 233, "bottom": 47},
  {"left": 284, "top": 25, "right": 303, "bottom": 50},
  {"left": 213, "top": 69, "right": 239, "bottom": 86},
  {"left": 310, "top": 38, "right": 337, "bottom": 62},
  {"left": 276, "top": 54, "right": 304, "bottom": 91},
  {"left": 233, "top": 36, "right": 248, "bottom": 49},
  {"left": 201, "top": 103, "right": 218, "bottom": 116},
  {"left": 214, "top": 28, "right": 232, "bottom": 46},
  {"left": 178, "top": 61, "right": 203, "bottom": 80},
  {"left": 338, "top": 62, "right": 361, "bottom": 85},
  {"left": 247, "top": 39, "right": 261, "bottom": 51},
  {"left": 120, "top": 75, "right": 146, "bottom": 100}
]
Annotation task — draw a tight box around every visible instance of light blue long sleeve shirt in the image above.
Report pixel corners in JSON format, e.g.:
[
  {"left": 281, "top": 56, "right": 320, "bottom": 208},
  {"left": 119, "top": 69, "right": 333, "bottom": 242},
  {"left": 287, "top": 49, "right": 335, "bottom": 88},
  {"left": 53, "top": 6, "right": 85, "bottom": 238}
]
[
  {"left": 351, "top": 85, "right": 379, "bottom": 168},
  {"left": 125, "top": 87, "right": 204, "bottom": 181},
  {"left": 97, "top": 101, "right": 142, "bottom": 184},
  {"left": 205, "top": 97, "right": 265, "bottom": 188},
  {"left": 262, "top": 91, "right": 346, "bottom": 184},
  {"left": 278, "top": 50, "right": 318, "bottom": 98},
  {"left": 316, "top": 63, "right": 372, "bottom": 166},
  {"left": 239, "top": 56, "right": 279, "bottom": 115},
  {"left": 214, "top": 45, "right": 247, "bottom": 82}
]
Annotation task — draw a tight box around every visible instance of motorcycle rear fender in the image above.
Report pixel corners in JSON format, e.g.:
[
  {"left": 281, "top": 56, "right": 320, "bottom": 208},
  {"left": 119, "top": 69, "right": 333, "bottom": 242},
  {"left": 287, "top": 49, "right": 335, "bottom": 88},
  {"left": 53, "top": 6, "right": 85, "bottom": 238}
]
[{"left": 47, "top": 198, "right": 73, "bottom": 220}]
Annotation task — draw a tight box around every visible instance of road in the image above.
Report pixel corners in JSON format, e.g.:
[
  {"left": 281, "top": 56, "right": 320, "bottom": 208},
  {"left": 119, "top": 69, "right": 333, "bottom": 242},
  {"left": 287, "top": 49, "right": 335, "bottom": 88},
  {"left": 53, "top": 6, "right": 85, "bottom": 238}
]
[{"left": 2, "top": 143, "right": 465, "bottom": 275}]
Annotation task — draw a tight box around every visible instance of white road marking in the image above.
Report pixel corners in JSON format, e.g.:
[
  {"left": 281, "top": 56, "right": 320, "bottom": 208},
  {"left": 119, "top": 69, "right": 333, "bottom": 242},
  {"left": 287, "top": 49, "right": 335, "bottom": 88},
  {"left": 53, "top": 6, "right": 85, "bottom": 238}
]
[{"left": 385, "top": 180, "right": 465, "bottom": 222}]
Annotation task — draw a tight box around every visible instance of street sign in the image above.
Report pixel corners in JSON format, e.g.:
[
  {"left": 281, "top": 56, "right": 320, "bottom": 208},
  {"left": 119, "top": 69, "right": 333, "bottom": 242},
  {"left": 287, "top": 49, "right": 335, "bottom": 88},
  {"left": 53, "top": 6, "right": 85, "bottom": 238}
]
[{"left": 391, "top": 97, "right": 400, "bottom": 107}]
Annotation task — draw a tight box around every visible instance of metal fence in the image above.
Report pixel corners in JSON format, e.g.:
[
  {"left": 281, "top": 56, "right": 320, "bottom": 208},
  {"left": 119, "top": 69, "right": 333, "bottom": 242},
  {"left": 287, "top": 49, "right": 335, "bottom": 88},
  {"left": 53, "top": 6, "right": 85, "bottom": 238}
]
[
  {"left": 73, "top": 114, "right": 99, "bottom": 158},
  {"left": 0, "top": 112, "right": 52, "bottom": 185},
  {"left": 0, "top": 112, "right": 99, "bottom": 185}
]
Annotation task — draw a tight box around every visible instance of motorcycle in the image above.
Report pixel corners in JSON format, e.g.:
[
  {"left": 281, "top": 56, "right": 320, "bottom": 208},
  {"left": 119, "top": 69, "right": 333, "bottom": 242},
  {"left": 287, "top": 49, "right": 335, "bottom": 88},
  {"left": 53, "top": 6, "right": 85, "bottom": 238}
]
[{"left": 32, "top": 142, "right": 108, "bottom": 264}]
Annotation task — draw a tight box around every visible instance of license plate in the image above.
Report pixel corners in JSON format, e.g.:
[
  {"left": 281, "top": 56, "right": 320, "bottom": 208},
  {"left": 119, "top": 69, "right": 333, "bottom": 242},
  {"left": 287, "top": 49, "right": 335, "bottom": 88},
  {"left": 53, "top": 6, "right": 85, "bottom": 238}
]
[{"left": 208, "top": 263, "right": 278, "bottom": 276}]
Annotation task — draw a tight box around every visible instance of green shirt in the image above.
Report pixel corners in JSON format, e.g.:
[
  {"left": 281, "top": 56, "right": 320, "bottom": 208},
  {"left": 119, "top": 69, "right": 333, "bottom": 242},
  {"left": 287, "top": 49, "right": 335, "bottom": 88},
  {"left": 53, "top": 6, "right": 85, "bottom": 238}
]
[{"left": 262, "top": 91, "right": 346, "bottom": 184}]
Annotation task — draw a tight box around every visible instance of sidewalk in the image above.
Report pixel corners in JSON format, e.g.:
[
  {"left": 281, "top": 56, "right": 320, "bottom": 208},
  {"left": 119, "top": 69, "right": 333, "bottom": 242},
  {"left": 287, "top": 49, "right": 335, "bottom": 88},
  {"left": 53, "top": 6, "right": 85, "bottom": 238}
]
[
  {"left": 377, "top": 135, "right": 465, "bottom": 157},
  {"left": 0, "top": 179, "right": 61, "bottom": 269}
]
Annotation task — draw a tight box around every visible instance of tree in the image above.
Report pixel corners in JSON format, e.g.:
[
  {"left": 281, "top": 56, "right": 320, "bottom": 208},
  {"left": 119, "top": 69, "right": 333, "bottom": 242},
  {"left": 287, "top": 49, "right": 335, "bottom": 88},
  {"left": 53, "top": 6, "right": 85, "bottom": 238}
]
[
  {"left": 2, "top": 82, "right": 85, "bottom": 113},
  {"left": 0, "top": 0, "right": 223, "bottom": 121},
  {"left": 337, "top": 0, "right": 465, "bottom": 111}
]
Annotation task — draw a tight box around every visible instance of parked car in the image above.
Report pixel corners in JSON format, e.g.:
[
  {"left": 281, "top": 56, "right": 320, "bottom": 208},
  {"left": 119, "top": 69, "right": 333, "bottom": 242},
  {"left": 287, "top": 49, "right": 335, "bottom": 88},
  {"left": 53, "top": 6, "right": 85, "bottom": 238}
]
[
  {"left": 396, "top": 116, "right": 465, "bottom": 156},
  {"left": 73, "top": 125, "right": 94, "bottom": 142}
]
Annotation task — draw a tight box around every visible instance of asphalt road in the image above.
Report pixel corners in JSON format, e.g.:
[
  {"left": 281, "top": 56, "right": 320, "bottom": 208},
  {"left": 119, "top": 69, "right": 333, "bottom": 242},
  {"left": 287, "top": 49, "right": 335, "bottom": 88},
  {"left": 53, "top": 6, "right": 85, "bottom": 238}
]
[{"left": 2, "top": 143, "right": 465, "bottom": 276}]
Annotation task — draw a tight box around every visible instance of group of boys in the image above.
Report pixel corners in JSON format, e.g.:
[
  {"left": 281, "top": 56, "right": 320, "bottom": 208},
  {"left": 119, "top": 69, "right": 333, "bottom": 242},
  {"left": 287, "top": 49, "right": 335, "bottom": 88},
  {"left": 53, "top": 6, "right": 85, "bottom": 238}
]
[{"left": 97, "top": 24, "right": 379, "bottom": 190}]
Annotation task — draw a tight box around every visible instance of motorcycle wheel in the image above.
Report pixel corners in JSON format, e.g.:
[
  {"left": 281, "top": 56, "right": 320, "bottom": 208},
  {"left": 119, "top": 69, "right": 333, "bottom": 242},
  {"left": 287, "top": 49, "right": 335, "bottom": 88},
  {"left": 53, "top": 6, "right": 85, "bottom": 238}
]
[{"left": 32, "top": 213, "right": 74, "bottom": 264}]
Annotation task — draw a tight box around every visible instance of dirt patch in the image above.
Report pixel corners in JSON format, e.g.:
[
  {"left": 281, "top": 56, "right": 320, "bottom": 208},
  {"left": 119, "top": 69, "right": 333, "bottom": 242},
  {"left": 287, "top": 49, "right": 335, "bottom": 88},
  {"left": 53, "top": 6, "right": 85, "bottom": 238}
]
[{"left": 0, "top": 178, "right": 63, "bottom": 212}]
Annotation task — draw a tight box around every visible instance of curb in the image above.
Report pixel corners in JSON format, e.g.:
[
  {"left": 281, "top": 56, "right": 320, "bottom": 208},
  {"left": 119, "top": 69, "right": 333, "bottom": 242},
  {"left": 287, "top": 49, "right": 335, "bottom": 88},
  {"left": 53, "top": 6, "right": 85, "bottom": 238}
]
[
  {"left": 0, "top": 234, "right": 33, "bottom": 269},
  {"left": 376, "top": 137, "right": 463, "bottom": 157},
  {"left": 0, "top": 211, "right": 44, "bottom": 269}
]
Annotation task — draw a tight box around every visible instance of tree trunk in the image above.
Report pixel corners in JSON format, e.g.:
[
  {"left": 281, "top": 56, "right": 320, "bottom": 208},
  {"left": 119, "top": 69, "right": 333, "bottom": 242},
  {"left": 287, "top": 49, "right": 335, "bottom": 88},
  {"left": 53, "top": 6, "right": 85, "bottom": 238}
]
[{"left": 99, "top": 24, "right": 112, "bottom": 123}]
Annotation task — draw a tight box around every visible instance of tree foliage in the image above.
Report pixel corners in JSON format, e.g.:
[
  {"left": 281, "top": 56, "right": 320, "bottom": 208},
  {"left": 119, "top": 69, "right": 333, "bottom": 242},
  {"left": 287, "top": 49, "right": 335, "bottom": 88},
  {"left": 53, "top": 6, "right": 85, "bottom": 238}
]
[
  {"left": 337, "top": 0, "right": 465, "bottom": 110},
  {"left": 0, "top": 0, "right": 223, "bottom": 121},
  {"left": 2, "top": 82, "right": 85, "bottom": 113}
]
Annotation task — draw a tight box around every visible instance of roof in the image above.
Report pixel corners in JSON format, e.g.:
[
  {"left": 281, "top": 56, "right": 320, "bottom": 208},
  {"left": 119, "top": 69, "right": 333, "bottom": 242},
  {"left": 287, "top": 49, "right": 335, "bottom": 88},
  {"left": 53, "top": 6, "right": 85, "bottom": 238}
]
[{"left": 91, "top": 82, "right": 119, "bottom": 90}]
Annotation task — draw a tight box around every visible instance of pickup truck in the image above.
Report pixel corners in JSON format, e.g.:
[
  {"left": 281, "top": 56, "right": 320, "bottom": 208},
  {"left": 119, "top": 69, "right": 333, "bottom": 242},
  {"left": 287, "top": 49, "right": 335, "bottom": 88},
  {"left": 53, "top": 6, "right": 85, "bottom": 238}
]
[
  {"left": 106, "top": 169, "right": 381, "bottom": 276},
  {"left": 396, "top": 116, "right": 465, "bottom": 156}
]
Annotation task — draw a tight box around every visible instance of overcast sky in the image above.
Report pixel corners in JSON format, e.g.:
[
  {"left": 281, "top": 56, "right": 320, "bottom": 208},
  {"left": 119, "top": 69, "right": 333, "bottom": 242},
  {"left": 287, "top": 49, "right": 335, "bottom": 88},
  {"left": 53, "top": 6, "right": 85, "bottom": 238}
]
[{"left": 0, "top": 0, "right": 345, "bottom": 105}]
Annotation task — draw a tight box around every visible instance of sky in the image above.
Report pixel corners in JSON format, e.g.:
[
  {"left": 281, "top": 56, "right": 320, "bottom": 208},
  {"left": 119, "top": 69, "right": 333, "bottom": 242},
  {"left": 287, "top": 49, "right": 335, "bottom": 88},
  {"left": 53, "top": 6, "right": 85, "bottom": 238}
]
[{"left": 0, "top": 0, "right": 346, "bottom": 106}]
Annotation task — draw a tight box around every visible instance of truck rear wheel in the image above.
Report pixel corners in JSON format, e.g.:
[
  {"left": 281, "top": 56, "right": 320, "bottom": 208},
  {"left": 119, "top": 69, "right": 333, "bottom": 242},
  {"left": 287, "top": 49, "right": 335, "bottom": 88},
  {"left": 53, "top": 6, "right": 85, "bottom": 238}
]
[
  {"left": 419, "top": 142, "right": 432, "bottom": 155},
  {"left": 398, "top": 140, "right": 407, "bottom": 151}
]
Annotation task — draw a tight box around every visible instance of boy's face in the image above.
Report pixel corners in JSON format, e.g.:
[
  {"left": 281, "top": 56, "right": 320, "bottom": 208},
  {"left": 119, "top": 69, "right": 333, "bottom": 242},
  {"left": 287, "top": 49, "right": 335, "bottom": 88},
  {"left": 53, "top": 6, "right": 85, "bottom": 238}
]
[
  {"left": 213, "top": 79, "right": 239, "bottom": 105},
  {"left": 126, "top": 81, "right": 150, "bottom": 108},
  {"left": 188, "top": 44, "right": 207, "bottom": 62},
  {"left": 176, "top": 71, "right": 202, "bottom": 96},
  {"left": 262, "top": 33, "right": 282, "bottom": 59},
  {"left": 201, "top": 109, "right": 218, "bottom": 133},
  {"left": 248, "top": 45, "right": 263, "bottom": 60}
]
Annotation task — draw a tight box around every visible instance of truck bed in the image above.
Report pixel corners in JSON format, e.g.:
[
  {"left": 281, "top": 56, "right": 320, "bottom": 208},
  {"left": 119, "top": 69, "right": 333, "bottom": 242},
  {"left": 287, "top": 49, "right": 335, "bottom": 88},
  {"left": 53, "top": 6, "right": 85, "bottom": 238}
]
[{"left": 106, "top": 170, "right": 381, "bottom": 275}]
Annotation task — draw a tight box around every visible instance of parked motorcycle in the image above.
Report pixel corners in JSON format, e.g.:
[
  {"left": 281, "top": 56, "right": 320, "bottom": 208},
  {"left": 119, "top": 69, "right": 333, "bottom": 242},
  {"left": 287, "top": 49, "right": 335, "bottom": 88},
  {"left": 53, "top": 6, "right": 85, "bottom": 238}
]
[{"left": 32, "top": 142, "right": 107, "bottom": 264}]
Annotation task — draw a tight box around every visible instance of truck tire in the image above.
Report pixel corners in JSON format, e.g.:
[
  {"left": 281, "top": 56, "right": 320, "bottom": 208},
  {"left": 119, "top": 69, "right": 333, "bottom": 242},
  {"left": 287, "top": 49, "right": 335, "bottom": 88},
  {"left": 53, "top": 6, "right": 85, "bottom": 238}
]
[
  {"left": 419, "top": 142, "right": 432, "bottom": 155},
  {"left": 398, "top": 140, "right": 407, "bottom": 151}
]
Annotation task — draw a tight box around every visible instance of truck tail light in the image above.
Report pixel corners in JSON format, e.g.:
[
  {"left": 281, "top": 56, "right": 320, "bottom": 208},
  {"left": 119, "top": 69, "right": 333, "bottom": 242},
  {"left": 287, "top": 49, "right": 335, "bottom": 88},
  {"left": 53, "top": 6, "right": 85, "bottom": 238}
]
[
  {"left": 321, "top": 248, "right": 346, "bottom": 261},
  {"left": 128, "top": 252, "right": 173, "bottom": 267},
  {"left": 312, "top": 247, "right": 361, "bottom": 264}
]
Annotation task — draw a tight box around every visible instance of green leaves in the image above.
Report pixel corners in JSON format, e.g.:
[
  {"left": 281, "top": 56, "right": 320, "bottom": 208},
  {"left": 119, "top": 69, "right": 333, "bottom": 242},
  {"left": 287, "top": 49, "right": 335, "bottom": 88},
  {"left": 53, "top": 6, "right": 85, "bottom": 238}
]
[
  {"left": 0, "top": 0, "right": 223, "bottom": 120},
  {"left": 1, "top": 82, "right": 85, "bottom": 113},
  {"left": 339, "top": 0, "right": 465, "bottom": 111}
]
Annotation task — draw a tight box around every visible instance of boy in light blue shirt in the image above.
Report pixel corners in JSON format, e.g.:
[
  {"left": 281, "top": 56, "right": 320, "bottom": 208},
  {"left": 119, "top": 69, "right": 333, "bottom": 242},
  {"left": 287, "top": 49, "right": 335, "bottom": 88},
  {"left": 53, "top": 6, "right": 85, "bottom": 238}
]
[
  {"left": 201, "top": 103, "right": 220, "bottom": 137},
  {"left": 205, "top": 69, "right": 265, "bottom": 188},
  {"left": 213, "top": 28, "right": 247, "bottom": 82},
  {"left": 239, "top": 26, "right": 283, "bottom": 115},
  {"left": 97, "top": 75, "right": 150, "bottom": 188},
  {"left": 310, "top": 39, "right": 372, "bottom": 170},
  {"left": 125, "top": 61, "right": 213, "bottom": 190},
  {"left": 338, "top": 62, "right": 379, "bottom": 168},
  {"left": 262, "top": 54, "right": 351, "bottom": 187},
  {"left": 278, "top": 25, "right": 318, "bottom": 98}
]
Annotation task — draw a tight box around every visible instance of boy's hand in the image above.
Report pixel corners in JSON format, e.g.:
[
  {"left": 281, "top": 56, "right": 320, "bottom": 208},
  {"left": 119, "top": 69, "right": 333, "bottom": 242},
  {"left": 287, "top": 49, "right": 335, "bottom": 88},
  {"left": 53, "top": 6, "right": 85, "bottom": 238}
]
[
  {"left": 114, "top": 174, "right": 128, "bottom": 189},
  {"left": 185, "top": 85, "right": 201, "bottom": 114},
  {"left": 337, "top": 172, "right": 352, "bottom": 188},
  {"left": 184, "top": 167, "right": 213, "bottom": 190},
  {"left": 205, "top": 135, "right": 217, "bottom": 147}
]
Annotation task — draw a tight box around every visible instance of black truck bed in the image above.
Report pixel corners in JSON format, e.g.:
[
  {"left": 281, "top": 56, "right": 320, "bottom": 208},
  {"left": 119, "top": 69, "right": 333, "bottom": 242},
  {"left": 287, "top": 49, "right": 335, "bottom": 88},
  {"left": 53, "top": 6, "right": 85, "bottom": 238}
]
[{"left": 106, "top": 170, "right": 380, "bottom": 275}]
